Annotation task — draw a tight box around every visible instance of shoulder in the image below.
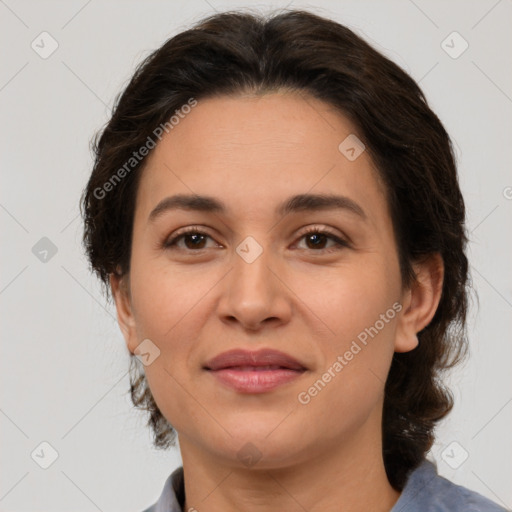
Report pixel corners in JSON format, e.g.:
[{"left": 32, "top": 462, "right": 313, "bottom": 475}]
[
  {"left": 140, "top": 466, "right": 184, "bottom": 512},
  {"left": 391, "top": 459, "right": 508, "bottom": 512}
]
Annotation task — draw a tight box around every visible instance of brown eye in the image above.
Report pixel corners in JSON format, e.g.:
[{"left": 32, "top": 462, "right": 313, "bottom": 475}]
[
  {"left": 296, "top": 228, "right": 350, "bottom": 252},
  {"left": 304, "top": 232, "right": 329, "bottom": 249},
  {"left": 164, "top": 229, "right": 216, "bottom": 250},
  {"left": 180, "top": 233, "right": 208, "bottom": 249}
]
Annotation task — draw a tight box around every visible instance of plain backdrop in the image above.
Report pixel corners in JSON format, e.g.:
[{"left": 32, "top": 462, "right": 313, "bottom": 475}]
[{"left": 1, "top": 0, "right": 511, "bottom": 511}]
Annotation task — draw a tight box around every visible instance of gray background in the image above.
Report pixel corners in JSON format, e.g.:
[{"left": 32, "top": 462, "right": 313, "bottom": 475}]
[{"left": 1, "top": 0, "right": 511, "bottom": 510}]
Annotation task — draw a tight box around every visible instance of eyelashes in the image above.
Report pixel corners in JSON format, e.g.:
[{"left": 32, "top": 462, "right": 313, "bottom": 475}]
[{"left": 162, "top": 225, "right": 350, "bottom": 254}]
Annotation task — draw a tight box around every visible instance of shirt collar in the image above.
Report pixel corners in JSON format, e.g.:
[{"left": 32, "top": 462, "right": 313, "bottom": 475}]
[
  {"left": 150, "top": 465, "right": 185, "bottom": 512},
  {"left": 150, "top": 458, "right": 439, "bottom": 512}
]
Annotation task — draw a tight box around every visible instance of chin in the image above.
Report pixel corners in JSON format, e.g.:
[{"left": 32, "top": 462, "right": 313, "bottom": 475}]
[{"left": 201, "top": 425, "right": 312, "bottom": 470}]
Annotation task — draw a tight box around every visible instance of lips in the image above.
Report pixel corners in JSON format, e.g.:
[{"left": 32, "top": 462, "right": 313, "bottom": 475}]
[
  {"left": 204, "top": 349, "right": 307, "bottom": 393},
  {"left": 204, "top": 349, "right": 307, "bottom": 372}
]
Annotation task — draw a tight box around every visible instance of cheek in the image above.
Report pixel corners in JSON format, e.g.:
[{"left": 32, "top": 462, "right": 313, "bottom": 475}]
[
  {"left": 292, "top": 260, "right": 399, "bottom": 400},
  {"left": 128, "top": 262, "right": 210, "bottom": 433},
  {"left": 291, "top": 259, "right": 400, "bottom": 348},
  {"left": 295, "top": 275, "right": 399, "bottom": 436},
  {"left": 127, "top": 256, "right": 223, "bottom": 395},
  {"left": 129, "top": 253, "right": 215, "bottom": 340}
]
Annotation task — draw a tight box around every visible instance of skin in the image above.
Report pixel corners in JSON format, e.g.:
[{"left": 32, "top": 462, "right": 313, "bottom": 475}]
[{"left": 111, "top": 91, "right": 444, "bottom": 512}]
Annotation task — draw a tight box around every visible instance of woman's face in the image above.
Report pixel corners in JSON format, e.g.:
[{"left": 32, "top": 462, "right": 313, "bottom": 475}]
[{"left": 113, "top": 91, "right": 428, "bottom": 468}]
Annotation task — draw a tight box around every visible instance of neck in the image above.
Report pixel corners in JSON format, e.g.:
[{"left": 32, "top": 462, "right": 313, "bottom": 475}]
[{"left": 178, "top": 412, "right": 400, "bottom": 512}]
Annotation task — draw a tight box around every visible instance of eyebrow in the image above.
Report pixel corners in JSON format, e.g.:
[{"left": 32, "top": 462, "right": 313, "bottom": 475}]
[{"left": 148, "top": 192, "right": 367, "bottom": 222}]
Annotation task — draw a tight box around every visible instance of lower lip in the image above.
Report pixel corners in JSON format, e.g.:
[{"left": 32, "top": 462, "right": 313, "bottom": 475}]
[{"left": 207, "top": 368, "right": 305, "bottom": 393}]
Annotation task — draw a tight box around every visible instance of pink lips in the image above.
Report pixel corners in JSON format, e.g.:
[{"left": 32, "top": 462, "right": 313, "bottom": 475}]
[{"left": 204, "top": 349, "right": 307, "bottom": 393}]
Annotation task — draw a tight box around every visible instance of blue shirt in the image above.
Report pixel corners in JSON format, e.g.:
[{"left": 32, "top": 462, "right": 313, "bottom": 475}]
[{"left": 142, "top": 458, "right": 507, "bottom": 511}]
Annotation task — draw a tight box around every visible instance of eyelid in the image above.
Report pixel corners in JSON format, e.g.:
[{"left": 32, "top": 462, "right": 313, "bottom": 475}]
[{"left": 298, "top": 225, "right": 348, "bottom": 241}]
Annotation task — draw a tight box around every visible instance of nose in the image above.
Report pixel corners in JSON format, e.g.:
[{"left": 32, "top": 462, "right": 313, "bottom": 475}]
[{"left": 216, "top": 241, "right": 293, "bottom": 332}]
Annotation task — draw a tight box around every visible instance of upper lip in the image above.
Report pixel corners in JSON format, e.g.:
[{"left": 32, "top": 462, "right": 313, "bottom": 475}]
[{"left": 204, "top": 349, "right": 307, "bottom": 371}]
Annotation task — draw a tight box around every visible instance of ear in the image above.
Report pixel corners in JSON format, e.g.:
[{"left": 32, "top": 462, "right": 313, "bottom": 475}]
[
  {"left": 394, "top": 253, "right": 444, "bottom": 353},
  {"left": 110, "top": 273, "right": 138, "bottom": 355}
]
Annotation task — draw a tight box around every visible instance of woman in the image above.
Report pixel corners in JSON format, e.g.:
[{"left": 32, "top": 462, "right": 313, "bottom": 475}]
[{"left": 81, "top": 9, "right": 506, "bottom": 512}]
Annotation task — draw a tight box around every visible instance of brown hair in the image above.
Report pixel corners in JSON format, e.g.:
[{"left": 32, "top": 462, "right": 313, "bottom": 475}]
[{"left": 81, "top": 8, "right": 469, "bottom": 490}]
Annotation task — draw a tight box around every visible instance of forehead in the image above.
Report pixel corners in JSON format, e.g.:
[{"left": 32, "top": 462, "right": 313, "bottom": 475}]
[
  {"left": 155, "top": 91, "right": 359, "bottom": 162},
  {"left": 135, "top": 92, "right": 388, "bottom": 225}
]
